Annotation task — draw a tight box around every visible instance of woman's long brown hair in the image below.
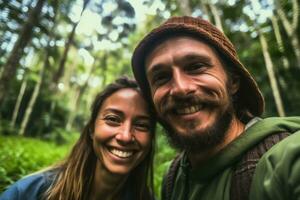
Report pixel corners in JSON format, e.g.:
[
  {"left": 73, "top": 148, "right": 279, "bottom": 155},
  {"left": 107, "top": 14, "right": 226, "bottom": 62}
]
[{"left": 45, "top": 76, "right": 156, "bottom": 200}]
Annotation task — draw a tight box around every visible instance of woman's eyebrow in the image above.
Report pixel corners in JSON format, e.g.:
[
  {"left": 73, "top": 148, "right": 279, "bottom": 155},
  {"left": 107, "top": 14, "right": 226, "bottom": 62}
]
[
  {"left": 136, "top": 115, "right": 151, "bottom": 121},
  {"left": 101, "top": 108, "right": 124, "bottom": 116},
  {"left": 102, "top": 108, "right": 150, "bottom": 119}
]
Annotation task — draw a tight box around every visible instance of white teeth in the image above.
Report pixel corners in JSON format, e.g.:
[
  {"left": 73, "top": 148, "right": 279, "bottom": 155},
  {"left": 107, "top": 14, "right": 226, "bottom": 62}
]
[
  {"left": 176, "top": 105, "right": 203, "bottom": 115},
  {"left": 110, "top": 148, "right": 133, "bottom": 158}
]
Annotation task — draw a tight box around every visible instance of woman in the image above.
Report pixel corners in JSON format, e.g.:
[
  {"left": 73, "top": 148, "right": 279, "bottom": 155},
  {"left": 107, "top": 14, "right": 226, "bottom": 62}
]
[{"left": 0, "top": 76, "right": 156, "bottom": 200}]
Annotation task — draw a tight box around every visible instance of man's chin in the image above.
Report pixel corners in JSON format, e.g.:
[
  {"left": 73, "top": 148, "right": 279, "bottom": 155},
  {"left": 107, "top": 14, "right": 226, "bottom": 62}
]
[
  {"left": 160, "top": 110, "right": 233, "bottom": 153},
  {"left": 166, "top": 128, "right": 225, "bottom": 153},
  {"left": 171, "top": 125, "right": 210, "bottom": 137}
]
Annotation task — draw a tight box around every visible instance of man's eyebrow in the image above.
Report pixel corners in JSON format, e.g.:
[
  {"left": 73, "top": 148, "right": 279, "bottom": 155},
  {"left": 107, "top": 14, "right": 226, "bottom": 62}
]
[
  {"left": 179, "top": 53, "right": 212, "bottom": 63},
  {"left": 146, "top": 63, "right": 167, "bottom": 76}
]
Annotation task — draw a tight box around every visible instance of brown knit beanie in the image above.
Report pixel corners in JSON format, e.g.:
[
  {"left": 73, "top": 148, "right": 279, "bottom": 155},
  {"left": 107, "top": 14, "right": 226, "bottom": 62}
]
[{"left": 132, "top": 16, "right": 264, "bottom": 118}]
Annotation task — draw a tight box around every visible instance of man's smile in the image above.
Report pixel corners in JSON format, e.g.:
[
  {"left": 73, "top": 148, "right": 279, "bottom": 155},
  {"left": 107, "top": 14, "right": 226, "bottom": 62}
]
[{"left": 174, "top": 104, "right": 205, "bottom": 115}]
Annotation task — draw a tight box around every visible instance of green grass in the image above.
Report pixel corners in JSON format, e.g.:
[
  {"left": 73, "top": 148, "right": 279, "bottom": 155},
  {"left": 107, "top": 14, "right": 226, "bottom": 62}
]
[{"left": 0, "top": 135, "right": 75, "bottom": 192}]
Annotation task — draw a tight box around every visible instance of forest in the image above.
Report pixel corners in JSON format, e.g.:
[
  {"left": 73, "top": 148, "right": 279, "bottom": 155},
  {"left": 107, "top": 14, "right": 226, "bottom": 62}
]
[{"left": 0, "top": 0, "right": 299, "bottom": 197}]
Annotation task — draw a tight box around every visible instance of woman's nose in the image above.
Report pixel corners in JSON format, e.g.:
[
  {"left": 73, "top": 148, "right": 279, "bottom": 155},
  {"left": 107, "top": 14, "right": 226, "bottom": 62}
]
[{"left": 115, "top": 123, "right": 134, "bottom": 143}]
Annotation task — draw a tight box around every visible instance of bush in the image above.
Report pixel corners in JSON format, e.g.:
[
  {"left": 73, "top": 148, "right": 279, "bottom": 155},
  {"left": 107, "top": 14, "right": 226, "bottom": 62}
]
[
  {"left": 42, "top": 128, "right": 79, "bottom": 145},
  {"left": 0, "top": 135, "right": 74, "bottom": 192},
  {"left": 0, "top": 120, "right": 17, "bottom": 136}
]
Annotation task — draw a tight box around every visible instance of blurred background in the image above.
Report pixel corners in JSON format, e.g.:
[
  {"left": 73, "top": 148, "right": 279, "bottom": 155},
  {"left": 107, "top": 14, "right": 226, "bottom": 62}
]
[{"left": 0, "top": 0, "right": 299, "bottom": 197}]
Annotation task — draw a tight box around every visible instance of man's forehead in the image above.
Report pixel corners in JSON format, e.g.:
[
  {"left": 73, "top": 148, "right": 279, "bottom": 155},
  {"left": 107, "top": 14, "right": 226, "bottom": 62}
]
[{"left": 144, "top": 36, "right": 218, "bottom": 71}]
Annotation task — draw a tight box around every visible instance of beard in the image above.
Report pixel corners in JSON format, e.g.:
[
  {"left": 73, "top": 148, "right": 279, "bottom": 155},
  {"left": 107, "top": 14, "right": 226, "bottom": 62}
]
[{"left": 159, "top": 94, "right": 235, "bottom": 154}]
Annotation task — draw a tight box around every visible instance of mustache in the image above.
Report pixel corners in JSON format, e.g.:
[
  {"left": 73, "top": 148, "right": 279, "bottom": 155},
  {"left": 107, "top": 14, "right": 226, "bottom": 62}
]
[{"left": 160, "top": 93, "right": 222, "bottom": 115}]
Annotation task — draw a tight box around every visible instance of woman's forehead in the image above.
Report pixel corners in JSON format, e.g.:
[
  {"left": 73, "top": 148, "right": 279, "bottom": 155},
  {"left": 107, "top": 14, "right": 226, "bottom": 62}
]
[{"left": 100, "top": 88, "right": 150, "bottom": 117}]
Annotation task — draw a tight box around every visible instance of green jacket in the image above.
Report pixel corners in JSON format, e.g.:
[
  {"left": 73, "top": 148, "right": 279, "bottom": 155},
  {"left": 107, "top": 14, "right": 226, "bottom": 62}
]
[{"left": 168, "top": 117, "right": 300, "bottom": 200}]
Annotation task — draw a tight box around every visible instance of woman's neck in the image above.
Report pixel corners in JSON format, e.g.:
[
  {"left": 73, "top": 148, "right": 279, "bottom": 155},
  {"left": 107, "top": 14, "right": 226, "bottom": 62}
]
[{"left": 89, "top": 161, "right": 128, "bottom": 200}]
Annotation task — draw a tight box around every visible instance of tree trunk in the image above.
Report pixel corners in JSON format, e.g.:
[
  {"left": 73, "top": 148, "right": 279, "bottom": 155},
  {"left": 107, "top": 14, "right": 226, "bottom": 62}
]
[
  {"left": 258, "top": 31, "right": 286, "bottom": 117},
  {"left": 208, "top": 3, "right": 223, "bottom": 32},
  {"left": 176, "top": 0, "right": 192, "bottom": 15},
  {"left": 51, "top": 22, "right": 78, "bottom": 88},
  {"left": 290, "top": 34, "right": 300, "bottom": 67},
  {"left": 276, "top": 0, "right": 300, "bottom": 67},
  {"left": 0, "top": 0, "right": 46, "bottom": 107},
  {"left": 66, "top": 63, "right": 96, "bottom": 130},
  {"left": 18, "top": 0, "right": 58, "bottom": 136},
  {"left": 200, "top": 3, "right": 212, "bottom": 22},
  {"left": 51, "top": 0, "right": 90, "bottom": 91},
  {"left": 271, "top": 15, "right": 290, "bottom": 69},
  {"left": 19, "top": 60, "right": 46, "bottom": 136},
  {"left": 11, "top": 78, "right": 27, "bottom": 127}
]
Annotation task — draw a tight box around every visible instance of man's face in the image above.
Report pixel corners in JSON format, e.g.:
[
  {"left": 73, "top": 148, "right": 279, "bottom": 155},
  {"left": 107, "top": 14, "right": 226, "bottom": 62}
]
[{"left": 145, "top": 36, "right": 238, "bottom": 151}]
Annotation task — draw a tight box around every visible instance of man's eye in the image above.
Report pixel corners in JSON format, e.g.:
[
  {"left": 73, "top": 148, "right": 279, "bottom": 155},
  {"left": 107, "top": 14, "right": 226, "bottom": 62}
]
[
  {"left": 151, "top": 72, "right": 170, "bottom": 86},
  {"left": 185, "top": 63, "right": 206, "bottom": 73}
]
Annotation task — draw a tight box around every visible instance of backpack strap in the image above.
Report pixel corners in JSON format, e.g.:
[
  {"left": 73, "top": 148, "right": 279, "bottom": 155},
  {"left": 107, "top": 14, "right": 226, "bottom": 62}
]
[
  {"left": 161, "top": 153, "right": 183, "bottom": 200},
  {"left": 230, "top": 132, "right": 290, "bottom": 200}
]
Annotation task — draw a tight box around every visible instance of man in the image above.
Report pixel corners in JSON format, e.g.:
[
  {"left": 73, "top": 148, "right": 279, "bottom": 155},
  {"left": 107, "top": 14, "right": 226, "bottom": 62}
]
[{"left": 131, "top": 16, "right": 300, "bottom": 200}]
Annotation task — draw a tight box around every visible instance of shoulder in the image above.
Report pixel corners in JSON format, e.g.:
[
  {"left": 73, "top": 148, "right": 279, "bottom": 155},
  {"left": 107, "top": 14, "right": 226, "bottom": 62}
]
[
  {"left": 250, "top": 131, "right": 300, "bottom": 200},
  {"left": 0, "top": 170, "right": 57, "bottom": 200},
  {"left": 251, "top": 116, "right": 300, "bottom": 131}
]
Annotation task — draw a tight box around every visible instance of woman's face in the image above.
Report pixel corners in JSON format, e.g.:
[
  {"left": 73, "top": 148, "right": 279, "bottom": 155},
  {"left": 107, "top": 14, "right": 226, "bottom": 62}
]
[{"left": 92, "top": 88, "right": 152, "bottom": 175}]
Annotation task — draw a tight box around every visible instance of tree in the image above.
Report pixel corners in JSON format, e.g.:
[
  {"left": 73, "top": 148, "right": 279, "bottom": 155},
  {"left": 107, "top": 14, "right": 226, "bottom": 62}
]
[
  {"left": 19, "top": 57, "right": 46, "bottom": 135},
  {"left": 11, "top": 77, "right": 27, "bottom": 127},
  {"left": 270, "top": 15, "right": 290, "bottom": 70},
  {"left": 51, "top": 0, "right": 91, "bottom": 91},
  {"left": 275, "top": 0, "right": 300, "bottom": 67},
  {"left": 258, "top": 29, "right": 285, "bottom": 116},
  {"left": 19, "top": 0, "right": 59, "bottom": 136},
  {"left": 248, "top": 1, "right": 286, "bottom": 116},
  {"left": 0, "top": 0, "right": 46, "bottom": 107},
  {"left": 176, "top": 0, "right": 191, "bottom": 15},
  {"left": 207, "top": 3, "right": 223, "bottom": 32},
  {"left": 65, "top": 60, "right": 97, "bottom": 131}
]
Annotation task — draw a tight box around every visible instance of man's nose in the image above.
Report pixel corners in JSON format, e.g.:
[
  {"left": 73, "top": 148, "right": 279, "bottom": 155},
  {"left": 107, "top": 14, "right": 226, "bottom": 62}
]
[
  {"left": 170, "top": 69, "right": 196, "bottom": 96},
  {"left": 115, "top": 123, "right": 134, "bottom": 143}
]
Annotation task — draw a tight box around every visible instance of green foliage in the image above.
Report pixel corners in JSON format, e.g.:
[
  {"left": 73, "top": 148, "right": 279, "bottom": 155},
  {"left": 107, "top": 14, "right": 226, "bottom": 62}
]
[
  {"left": 43, "top": 127, "right": 79, "bottom": 145},
  {"left": 0, "top": 120, "right": 16, "bottom": 136},
  {"left": 153, "top": 125, "right": 177, "bottom": 198},
  {"left": 0, "top": 135, "right": 74, "bottom": 193}
]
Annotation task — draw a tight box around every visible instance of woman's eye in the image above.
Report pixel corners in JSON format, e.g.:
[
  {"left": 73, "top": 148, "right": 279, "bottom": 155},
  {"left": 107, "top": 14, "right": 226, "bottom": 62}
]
[
  {"left": 135, "top": 122, "right": 150, "bottom": 132},
  {"left": 103, "top": 115, "right": 121, "bottom": 126}
]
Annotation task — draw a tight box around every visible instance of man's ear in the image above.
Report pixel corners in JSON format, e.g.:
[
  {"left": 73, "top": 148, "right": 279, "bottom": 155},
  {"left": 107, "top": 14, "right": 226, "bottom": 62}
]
[{"left": 230, "top": 75, "right": 240, "bottom": 95}]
